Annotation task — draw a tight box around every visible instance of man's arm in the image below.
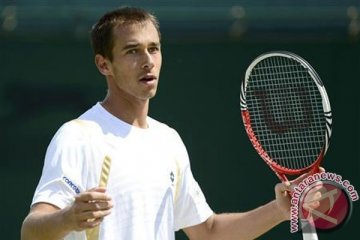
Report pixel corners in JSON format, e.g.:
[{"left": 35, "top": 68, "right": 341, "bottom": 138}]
[
  {"left": 21, "top": 187, "right": 113, "bottom": 240},
  {"left": 184, "top": 182, "right": 293, "bottom": 240},
  {"left": 184, "top": 199, "right": 286, "bottom": 240},
  {"left": 21, "top": 203, "right": 73, "bottom": 240},
  {"left": 184, "top": 181, "right": 289, "bottom": 240},
  {"left": 183, "top": 169, "right": 324, "bottom": 240}
]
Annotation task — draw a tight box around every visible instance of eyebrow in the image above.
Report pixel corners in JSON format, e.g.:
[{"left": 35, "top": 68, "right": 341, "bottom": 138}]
[
  {"left": 122, "top": 42, "right": 160, "bottom": 51},
  {"left": 122, "top": 43, "right": 139, "bottom": 51}
]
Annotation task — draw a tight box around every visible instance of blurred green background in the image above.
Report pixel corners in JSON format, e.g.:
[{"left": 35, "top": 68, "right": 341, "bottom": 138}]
[{"left": 1, "top": 0, "right": 359, "bottom": 239}]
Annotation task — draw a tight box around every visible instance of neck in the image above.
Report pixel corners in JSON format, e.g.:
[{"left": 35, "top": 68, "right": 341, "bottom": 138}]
[{"left": 101, "top": 94, "right": 150, "bottom": 129}]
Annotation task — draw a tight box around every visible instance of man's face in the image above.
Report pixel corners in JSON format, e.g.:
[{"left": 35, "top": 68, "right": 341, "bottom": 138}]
[{"left": 106, "top": 20, "right": 162, "bottom": 102}]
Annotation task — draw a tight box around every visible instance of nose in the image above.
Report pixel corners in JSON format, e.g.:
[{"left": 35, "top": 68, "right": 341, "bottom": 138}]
[{"left": 142, "top": 51, "right": 154, "bottom": 70}]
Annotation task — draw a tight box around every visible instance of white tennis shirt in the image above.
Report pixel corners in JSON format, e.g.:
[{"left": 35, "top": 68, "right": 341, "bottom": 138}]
[{"left": 31, "top": 103, "right": 213, "bottom": 240}]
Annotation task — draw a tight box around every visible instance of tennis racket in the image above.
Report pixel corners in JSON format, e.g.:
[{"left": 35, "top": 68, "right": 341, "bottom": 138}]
[{"left": 240, "top": 51, "right": 332, "bottom": 239}]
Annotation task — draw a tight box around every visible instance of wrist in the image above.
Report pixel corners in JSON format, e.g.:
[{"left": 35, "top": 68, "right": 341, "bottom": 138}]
[
  {"left": 271, "top": 200, "right": 289, "bottom": 223},
  {"left": 59, "top": 206, "right": 75, "bottom": 233}
]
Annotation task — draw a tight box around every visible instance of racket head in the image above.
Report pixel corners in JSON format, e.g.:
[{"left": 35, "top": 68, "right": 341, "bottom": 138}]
[{"left": 240, "top": 51, "right": 332, "bottom": 181}]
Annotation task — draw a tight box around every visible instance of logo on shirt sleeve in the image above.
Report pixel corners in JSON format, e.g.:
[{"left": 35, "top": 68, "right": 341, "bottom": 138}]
[{"left": 62, "top": 176, "right": 81, "bottom": 194}]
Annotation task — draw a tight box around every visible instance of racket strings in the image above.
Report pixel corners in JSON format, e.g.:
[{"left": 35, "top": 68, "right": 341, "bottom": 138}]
[{"left": 247, "top": 56, "right": 325, "bottom": 170}]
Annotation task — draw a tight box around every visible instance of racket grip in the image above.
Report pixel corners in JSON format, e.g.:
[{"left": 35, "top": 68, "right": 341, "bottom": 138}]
[{"left": 301, "top": 218, "right": 319, "bottom": 240}]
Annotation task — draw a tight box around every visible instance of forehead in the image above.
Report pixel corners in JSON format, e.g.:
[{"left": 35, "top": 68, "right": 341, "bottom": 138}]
[{"left": 112, "top": 20, "right": 160, "bottom": 46}]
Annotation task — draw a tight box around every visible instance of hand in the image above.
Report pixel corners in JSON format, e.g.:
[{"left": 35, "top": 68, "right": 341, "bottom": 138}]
[
  {"left": 302, "top": 182, "right": 323, "bottom": 212},
  {"left": 63, "top": 187, "right": 114, "bottom": 231},
  {"left": 274, "top": 167, "right": 325, "bottom": 221}
]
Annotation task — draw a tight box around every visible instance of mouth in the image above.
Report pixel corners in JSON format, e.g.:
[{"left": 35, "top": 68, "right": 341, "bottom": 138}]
[{"left": 139, "top": 74, "right": 157, "bottom": 84}]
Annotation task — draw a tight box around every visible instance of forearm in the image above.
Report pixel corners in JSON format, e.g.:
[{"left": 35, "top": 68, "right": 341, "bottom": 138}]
[
  {"left": 188, "top": 200, "right": 287, "bottom": 240},
  {"left": 212, "top": 200, "right": 286, "bottom": 239},
  {"left": 21, "top": 208, "right": 72, "bottom": 240},
  {"left": 21, "top": 188, "right": 113, "bottom": 240}
]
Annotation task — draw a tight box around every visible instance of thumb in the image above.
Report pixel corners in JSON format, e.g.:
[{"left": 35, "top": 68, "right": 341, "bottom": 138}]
[
  {"left": 87, "top": 187, "right": 107, "bottom": 193},
  {"left": 275, "top": 181, "right": 291, "bottom": 197}
]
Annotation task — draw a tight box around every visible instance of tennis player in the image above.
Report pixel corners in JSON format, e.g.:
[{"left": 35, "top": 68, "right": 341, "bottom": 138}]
[{"left": 21, "top": 7, "right": 319, "bottom": 240}]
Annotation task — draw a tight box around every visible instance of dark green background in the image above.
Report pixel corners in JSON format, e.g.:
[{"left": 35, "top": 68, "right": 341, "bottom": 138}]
[{"left": 1, "top": 1, "right": 359, "bottom": 239}]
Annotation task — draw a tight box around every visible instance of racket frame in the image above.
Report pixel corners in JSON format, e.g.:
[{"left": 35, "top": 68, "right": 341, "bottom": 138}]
[{"left": 240, "top": 51, "right": 332, "bottom": 182}]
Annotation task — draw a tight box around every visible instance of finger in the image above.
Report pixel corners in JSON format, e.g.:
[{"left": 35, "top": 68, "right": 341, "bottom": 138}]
[
  {"left": 303, "top": 200, "right": 320, "bottom": 211},
  {"left": 275, "top": 182, "right": 291, "bottom": 197},
  {"left": 290, "top": 168, "right": 322, "bottom": 187},
  {"left": 308, "top": 182, "right": 325, "bottom": 194},
  {"left": 78, "top": 217, "right": 104, "bottom": 229},
  {"left": 304, "top": 191, "right": 322, "bottom": 203},
  {"left": 310, "top": 166, "right": 325, "bottom": 175},
  {"left": 82, "top": 200, "right": 114, "bottom": 212},
  {"left": 78, "top": 208, "right": 112, "bottom": 222},
  {"left": 73, "top": 199, "right": 114, "bottom": 215},
  {"left": 303, "top": 191, "right": 321, "bottom": 210},
  {"left": 291, "top": 172, "right": 310, "bottom": 185},
  {"left": 87, "top": 187, "right": 107, "bottom": 193},
  {"left": 75, "top": 191, "right": 112, "bottom": 203},
  {"left": 74, "top": 187, "right": 109, "bottom": 202}
]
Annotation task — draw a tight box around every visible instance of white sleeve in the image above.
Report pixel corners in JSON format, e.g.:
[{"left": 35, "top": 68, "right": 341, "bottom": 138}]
[
  {"left": 31, "top": 122, "right": 89, "bottom": 209},
  {"left": 170, "top": 129, "right": 213, "bottom": 231},
  {"left": 174, "top": 166, "right": 213, "bottom": 231}
]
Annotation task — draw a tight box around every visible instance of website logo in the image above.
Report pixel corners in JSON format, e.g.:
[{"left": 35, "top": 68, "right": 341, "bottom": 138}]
[{"left": 290, "top": 172, "right": 358, "bottom": 233}]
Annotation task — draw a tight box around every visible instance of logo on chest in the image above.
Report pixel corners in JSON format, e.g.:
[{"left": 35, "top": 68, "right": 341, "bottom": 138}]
[{"left": 170, "top": 171, "right": 175, "bottom": 185}]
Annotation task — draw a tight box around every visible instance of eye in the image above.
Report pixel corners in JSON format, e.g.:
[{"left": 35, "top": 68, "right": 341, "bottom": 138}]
[
  {"left": 126, "top": 49, "right": 137, "bottom": 54},
  {"left": 148, "top": 46, "right": 160, "bottom": 54}
]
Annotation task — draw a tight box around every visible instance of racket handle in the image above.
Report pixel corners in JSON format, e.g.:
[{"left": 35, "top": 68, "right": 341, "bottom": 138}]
[{"left": 301, "top": 218, "right": 319, "bottom": 240}]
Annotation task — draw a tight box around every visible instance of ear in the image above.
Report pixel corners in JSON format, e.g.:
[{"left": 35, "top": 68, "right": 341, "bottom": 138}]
[{"left": 95, "top": 54, "right": 113, "bottom": 76}]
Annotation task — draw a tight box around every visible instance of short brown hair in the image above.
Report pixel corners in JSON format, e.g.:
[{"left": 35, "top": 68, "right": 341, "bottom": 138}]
[{"left": 90, "top": 7, "right": 160, "bottom": 61}]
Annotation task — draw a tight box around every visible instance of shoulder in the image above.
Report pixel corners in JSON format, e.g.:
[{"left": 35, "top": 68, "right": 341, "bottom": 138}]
[
  {"left": 59, "top": 119, "right": 100, "bottom": 135},
  {"left": 52, "top": 103, "right": 102, "bottom": 139},
  {"left": 51, "top": 119, "right": 103, "bottom": 147},
  {"left": 148, "top": 117, "right": 183, "bottom": 141}
]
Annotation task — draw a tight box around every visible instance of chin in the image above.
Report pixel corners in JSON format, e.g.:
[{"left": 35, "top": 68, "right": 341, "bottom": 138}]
[{"left": 147, "top": 89, "right": 158, "bottom": 99}]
